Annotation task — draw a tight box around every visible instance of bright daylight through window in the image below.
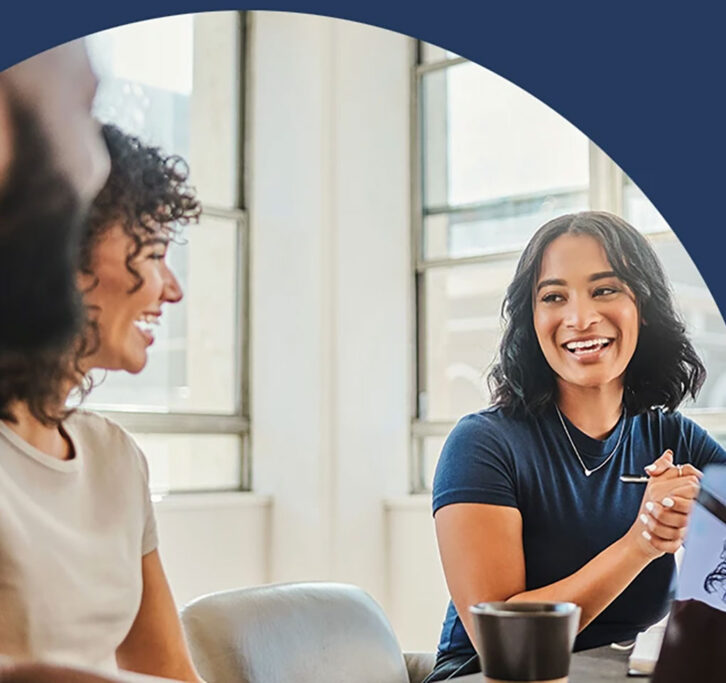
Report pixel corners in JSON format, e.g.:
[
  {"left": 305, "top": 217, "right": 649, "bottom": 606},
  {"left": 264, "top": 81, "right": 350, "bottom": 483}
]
[{"left": 85, "top": 12, "right": 248, "bottom": 494}]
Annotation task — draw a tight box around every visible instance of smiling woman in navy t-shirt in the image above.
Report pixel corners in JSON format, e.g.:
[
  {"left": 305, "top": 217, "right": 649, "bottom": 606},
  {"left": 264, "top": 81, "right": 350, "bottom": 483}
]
[{"left": 424, "top": 211, "right": 726, "bottom": 682}]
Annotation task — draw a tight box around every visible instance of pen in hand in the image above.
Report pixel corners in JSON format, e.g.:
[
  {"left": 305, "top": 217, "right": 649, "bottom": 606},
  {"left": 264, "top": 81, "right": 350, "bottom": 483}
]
[{"left": 620, "top": 474, "right": 650, "bottom": 483}]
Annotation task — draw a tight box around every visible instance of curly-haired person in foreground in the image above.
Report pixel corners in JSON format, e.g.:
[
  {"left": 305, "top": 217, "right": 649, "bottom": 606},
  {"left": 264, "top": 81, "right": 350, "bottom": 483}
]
[{"left": 0, "top": 124, "right": 204, "bottom": 682}]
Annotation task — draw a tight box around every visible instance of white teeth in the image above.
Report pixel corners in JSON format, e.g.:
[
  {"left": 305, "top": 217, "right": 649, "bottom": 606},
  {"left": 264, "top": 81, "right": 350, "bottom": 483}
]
[
  {"left": 134, "top": 320, "right": 153, "bottom": 334},
  {"left": 565, "top": 338, "right": 610, "bottom": 351},
  {"left": 133, "top": 314, "right": 160, "bottom": 336},
  {"left": 134, "top": 313, "right": 160, "bottom": 326}
]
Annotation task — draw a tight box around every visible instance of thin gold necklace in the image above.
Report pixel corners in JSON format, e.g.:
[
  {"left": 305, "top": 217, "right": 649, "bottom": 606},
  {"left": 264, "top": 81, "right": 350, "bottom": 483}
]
[{"left": 555, "top": 404, "right": 626, "bottom": 477}]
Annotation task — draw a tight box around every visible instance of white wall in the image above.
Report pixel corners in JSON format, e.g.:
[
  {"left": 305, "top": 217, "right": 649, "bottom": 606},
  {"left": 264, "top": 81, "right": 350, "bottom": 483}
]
[
  {"left": 154, "top": 493, "right": 271, "bottom": 606},
  {"left": 249, "top": 11, "right": 412, "bottom": 600},
  {"left": 158, "top": 11, "right": 449, "bottom": 653}
]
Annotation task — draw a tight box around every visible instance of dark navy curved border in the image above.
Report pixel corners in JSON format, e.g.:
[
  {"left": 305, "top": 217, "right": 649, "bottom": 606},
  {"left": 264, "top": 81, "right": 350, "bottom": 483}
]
[{"left": 2, "top": 3, "right": 725, "bottom": 315}]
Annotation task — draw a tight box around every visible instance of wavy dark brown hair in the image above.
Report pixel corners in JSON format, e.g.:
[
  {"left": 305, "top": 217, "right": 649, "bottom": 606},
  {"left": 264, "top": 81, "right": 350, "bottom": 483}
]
[
  {"left": 0, "top": 124, "right": 201, "bottom": 426},
  {"left": 487, "top": 211, "right": 706, "bottom": 416}
]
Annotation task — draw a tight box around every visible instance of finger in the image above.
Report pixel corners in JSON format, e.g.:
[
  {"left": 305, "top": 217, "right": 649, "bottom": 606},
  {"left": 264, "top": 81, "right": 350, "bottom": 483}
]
[
  {"left": 679, "top": 463, "right": 703, "bottom": 480},
  {"left": 640, "top": 514, "right": 686, "bottom": 541},
  {"left": 648, "top": 474, "right": 700, "bottom": 500},
  {"left": 648, "top": 494, "right": 695, "bottom": 515},
  {"left": 648, "top": 524, "right": 687, "bottom": 544},
  {"left": 644, "top": 449, "right": 674, "bottom": 476},
  {"left": 640, "top": 526, "right": 683, "bottom": 555},
  {"left": 644, "top": 502, "right": 690, "bottom": 529},
  {"left": 649, "top": 462, "right": 702, "bottom": 481},
  {"left": 644, "top": 534, "right": 685, "bottom": 555},
  {"left": 662, "top": 479, "right": 701, "bottom": 501}
]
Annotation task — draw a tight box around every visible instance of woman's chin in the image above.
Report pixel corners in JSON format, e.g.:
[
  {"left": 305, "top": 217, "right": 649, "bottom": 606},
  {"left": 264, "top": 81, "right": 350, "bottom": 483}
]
[
  {"left": 119, "top": 351, "right": 149, "bottom": 375},
  {"left": 558, "top": 367, "right": 624, "bottom": 390},
  {"left": 126, "top": 359, "right": 148, "bottom": 375}
]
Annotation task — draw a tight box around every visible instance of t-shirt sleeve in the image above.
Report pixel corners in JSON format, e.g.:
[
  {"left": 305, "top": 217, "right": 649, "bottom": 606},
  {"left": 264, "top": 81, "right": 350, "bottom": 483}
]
[
  {"left": 675, "top": 413, "right": 726, "bottom": 471},
  {"left": 128, "top": 438, "right": 159, "bottom": 556},
  {"left": 432, "top": 413, "right": 518, "bottom": 515}
]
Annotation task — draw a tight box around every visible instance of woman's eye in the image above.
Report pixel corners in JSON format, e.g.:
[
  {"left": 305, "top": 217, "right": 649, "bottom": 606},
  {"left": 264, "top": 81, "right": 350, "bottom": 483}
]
[
  {"left": 541, "top": 293, "right": 564, "bottom": 303},
  {"left": 148, "top": 252, "right": 166, "bottom": 261},
  {"left": 594, "top": 286, "right": 619, "bottom": 297}
]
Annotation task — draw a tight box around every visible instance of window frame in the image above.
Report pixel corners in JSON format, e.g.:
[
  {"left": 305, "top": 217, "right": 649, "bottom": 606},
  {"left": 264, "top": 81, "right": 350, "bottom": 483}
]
[{"left": 94, "top": 12, "right": 251, "bottom": 495}]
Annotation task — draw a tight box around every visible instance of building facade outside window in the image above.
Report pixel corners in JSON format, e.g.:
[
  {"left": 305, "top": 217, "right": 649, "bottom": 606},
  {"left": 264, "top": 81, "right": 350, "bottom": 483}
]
[
  {"left": 412, "top": 43, "right": 726, "bottom": 491},
  {"left": 86, "top": 12, "right": 249, "bottom": 494}
]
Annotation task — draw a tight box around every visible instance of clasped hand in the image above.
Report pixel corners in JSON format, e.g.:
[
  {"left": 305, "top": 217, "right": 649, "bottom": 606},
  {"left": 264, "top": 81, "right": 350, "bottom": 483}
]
[{"left": 628, "top": 450, "right": 701, "bottom": 559}]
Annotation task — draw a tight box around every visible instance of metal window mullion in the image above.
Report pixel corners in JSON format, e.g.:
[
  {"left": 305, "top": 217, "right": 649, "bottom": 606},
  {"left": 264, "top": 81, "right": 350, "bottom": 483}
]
[
  {"left": 236, "top": 209, "right": 251, "bottom": 489},
  {"left": 96, "top": 411, "right": 249, "bottom": 435},
  {"left": 235, "top": 11, "right": 251, "bottom": 491},
  {"left": 415, "top": 56, "right": 467, "bottom": 76},
  {"left": 424, "top": 185, "right": 588, "bottom": 218},
  {"left": 588, "top": 141, "right": 624, "bottom": 214},
  {"left": 417, "top": 248, "right": 524, "bottom": 272},
  {"left": 201, "top": 204, "right": 246, "bottom": 221},
  {"left": 410, "top": 37, "right": 425, "bottom": 495}
]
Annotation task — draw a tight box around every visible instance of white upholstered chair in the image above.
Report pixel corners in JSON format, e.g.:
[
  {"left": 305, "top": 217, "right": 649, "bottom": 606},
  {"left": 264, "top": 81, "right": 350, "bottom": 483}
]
[{"left": 180, "top": 582, "right": 435, "bottom": 683}]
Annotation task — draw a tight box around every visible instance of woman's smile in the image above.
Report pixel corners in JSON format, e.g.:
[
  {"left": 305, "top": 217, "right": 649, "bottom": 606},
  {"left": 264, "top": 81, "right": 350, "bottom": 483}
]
[
  {"left": 561, "top": 335, "right": 614, "bottom": 362},
  {"left": 78, "top": 226, "right": 182, "bottom": 374},
  {"left": 133, "top": 311, "right": 161, "bottom": 346},
  {"left": 533, "top": 233, "right": 639, "bottom": 390}
]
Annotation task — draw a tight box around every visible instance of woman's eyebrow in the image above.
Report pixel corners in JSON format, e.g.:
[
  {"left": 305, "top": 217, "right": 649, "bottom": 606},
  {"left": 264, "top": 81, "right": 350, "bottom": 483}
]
[
  {"left": 142, "top": 236, "right": 170, "bottom": 247},
  {"left": 536, "top": 271, "right": 619, "bottom": 292},
  {"left": 589, "top": 270, "right": 618, "bottom": 282},
  {"left": 536, "top": 278, "right": 565, "bottom": 292}
]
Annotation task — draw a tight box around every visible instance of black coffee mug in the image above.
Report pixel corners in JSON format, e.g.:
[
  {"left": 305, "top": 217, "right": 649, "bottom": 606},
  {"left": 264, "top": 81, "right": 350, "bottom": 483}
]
[{"left": 470, "top": 601, "right": 580, "bottom": 682}]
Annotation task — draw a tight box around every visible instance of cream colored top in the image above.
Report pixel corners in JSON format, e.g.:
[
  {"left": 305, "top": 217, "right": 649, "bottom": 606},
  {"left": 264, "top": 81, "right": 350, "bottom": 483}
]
[{"left": 0, "top": 410, "right": 158, "bottom": 672}]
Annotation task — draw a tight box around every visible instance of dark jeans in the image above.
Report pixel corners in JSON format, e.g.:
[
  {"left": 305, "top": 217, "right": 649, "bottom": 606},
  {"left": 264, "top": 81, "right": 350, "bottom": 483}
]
[{"left": 421, "top": 651, "right": 481, "bottom": 682}]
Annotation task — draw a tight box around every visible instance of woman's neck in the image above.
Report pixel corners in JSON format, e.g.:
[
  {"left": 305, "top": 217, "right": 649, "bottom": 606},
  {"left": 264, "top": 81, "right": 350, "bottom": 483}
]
[
  {"left": 556, "top": 380, "right": 624, "bottom": 440},
  {"left": 3, "top": 402, "right": 73, "bottom": 460}
]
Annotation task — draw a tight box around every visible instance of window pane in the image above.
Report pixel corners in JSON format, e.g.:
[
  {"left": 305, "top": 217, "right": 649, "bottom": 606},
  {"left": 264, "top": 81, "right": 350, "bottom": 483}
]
[
  {"left": 424, "top": 190, "right": 588, "bottom": 259},
  {"left": 624, "top": 180, "right": 726, "bottom": 411},
  {"left": 135, "top": 433, "right": 242, "bottom": 494},
  {"left": 623, "top": 178, "right": 670, "bottom": 234},
  {"left": 651, "top": 238, "right": 726, "bottom": 410},
  {"left": 422, "top": 258, "right": 518, "bottom": 421},
  {"left": 421, "top": 61, "right": 589, "bottom": 211},
  {"left": 85, "top": 216, "right": 239, "bottom": 414},
  {"left": 87, "top": 12, "right": 241, "bottom": 208},
  {"left": 414, "top": 434, "right": 447, "bottom": 492}
]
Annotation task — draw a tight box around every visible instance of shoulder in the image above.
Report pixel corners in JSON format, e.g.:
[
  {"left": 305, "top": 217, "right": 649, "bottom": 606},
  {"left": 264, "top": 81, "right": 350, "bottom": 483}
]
[
  {"left": 64, "top": 410, "right": 151, "bottom": 480},
  {"left": 437, "top": 407, "right": 538, "bottom": 477},
  {"left": 632, "top": 408, "right": 726, "bottom": 467},
  {"left": 633, "top": 407, "right": 703, "bottom": 436},
  {"left": 65, "top": 410, "right": 136, "bottom": 447},
  {"left": 447, "top": 406, "right": 534, "bottom": 444},
  {"left": 433, "top": 407, "right": 526, "bottom": 511}
]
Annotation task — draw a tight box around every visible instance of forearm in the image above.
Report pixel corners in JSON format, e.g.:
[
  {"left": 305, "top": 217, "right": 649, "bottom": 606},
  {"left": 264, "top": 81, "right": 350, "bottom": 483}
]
[
  {"left": 506, "top": 534, "right": 650, "bottom": 630},
  {"left": 116, "top": 650, "right": 203, "bottom": 683}
]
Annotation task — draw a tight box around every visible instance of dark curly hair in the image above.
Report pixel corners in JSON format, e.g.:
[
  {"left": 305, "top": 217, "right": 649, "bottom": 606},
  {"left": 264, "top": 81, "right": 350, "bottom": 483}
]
[
  {"left": 79, "top": 124, "right": 201, "bottom": 289},
  {"left": 487, "top": 211, "right": 706, "bottom": 416},
  {"left": 0, "top": 124, "right": 201, "bottom": 426}
]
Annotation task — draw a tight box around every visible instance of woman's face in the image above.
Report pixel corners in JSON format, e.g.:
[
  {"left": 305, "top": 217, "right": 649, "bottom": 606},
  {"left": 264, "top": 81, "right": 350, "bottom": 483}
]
[
  {"left": 533, "top": 233, "right": 639, "bottom": 392},
  {"left": 78, "top": 223, "right": 183, "bottom": 374}
]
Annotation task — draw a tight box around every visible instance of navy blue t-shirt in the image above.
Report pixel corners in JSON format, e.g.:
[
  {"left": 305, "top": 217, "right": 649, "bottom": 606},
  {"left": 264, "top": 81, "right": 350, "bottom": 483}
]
[{"left": 432, "top": 405, "right": 726, "bottom": 655}]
